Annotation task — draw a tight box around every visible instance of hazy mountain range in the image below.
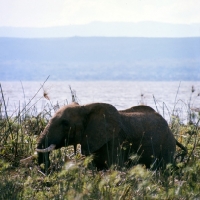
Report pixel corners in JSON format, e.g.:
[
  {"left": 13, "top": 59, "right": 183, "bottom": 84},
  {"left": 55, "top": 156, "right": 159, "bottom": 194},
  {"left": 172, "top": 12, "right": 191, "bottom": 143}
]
[
  {"left": 0, "top": 37, "right": 199, "bottom": 81},
  {"left": 0, "top": 21, "right": 200, "bottom": 38}
]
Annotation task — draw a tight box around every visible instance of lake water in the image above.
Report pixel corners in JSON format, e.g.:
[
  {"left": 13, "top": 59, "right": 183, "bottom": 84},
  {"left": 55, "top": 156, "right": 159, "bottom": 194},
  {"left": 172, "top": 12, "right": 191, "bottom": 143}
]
[{"left": 1, "top": 81, "right": 200, "bottom": 123}]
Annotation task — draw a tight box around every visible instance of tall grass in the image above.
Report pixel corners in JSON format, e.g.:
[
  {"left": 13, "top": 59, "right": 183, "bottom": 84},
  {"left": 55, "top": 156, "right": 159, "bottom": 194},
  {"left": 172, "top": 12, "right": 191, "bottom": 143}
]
[{"left": 0, "top": 82, "right": 200, "bottom": 199}]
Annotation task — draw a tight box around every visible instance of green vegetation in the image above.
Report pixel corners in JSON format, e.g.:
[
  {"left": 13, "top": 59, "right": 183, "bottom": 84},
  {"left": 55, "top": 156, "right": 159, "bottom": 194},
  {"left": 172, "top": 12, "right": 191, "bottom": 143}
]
[{"left": 0, "top": 84, "right": 200, "bottom": 200}]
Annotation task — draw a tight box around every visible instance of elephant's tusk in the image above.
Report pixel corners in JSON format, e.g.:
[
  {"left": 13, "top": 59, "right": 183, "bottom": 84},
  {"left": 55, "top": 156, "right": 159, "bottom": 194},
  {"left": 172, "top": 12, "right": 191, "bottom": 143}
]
[{"left": 36, "top": 144, "right": 56, "bottom": 153}]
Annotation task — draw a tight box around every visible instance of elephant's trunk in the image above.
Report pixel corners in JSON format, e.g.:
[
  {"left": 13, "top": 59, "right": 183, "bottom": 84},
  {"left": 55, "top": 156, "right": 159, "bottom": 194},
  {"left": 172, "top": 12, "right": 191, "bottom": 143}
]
[
  {"left": 36, "top": 144, "right": 56, "bottom": 153},
  {"left": 36, "top": 136, "right": 55, "bottom": 171}
]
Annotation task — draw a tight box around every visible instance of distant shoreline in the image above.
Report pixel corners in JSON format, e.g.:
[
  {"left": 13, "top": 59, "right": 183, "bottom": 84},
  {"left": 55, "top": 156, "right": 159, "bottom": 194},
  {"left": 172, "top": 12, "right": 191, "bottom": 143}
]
[
  {"left": 0, "top": 37, "right": 199, "bottom": 81},
  {"left": 0, "top": 21, "right": 200, "bottom": 38}
]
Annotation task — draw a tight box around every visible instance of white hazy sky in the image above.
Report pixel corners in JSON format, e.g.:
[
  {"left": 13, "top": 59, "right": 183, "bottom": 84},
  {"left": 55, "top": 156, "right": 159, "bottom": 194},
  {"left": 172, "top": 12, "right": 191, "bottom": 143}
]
[{"left": 1, "top": 0, "right": 200, "bottom": 27}]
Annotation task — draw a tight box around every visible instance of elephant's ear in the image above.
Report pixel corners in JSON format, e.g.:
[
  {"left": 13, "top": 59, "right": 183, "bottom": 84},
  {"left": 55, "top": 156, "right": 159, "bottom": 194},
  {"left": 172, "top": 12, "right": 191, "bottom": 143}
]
[{"left": 80, "top": 103, "right": 121, "bottom": 155}]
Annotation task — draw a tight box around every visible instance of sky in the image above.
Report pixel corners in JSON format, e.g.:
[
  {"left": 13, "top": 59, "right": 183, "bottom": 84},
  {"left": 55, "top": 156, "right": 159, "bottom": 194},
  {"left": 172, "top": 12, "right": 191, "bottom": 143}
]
[{"left": 0, "top": 0, "right": 200, "bottom": 27}]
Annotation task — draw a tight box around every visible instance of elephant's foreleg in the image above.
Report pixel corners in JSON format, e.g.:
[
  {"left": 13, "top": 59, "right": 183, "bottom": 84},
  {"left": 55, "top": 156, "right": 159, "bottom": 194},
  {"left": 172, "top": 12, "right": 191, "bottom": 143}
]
[{"left": 38, "top": 152, "right": 50, "bottom": 172}]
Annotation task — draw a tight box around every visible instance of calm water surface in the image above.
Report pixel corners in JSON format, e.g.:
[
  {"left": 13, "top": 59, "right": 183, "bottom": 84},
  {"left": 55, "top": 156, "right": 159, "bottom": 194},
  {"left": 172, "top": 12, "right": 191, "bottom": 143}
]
[{"left": 1, "top": 81, "right": 200, "bottom": 123}]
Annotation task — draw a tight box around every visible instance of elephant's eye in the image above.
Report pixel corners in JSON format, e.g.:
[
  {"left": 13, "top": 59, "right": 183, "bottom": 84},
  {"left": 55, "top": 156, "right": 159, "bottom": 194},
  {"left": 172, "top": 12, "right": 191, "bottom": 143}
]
[{"left": 62, "top": 119, "right": 69, "bottom": 126}]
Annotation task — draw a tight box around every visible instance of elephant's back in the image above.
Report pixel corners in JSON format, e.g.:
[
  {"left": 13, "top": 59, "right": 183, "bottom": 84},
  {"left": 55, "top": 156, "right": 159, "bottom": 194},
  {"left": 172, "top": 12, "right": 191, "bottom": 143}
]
[{"left": 119, "top": 105, "right": 156, "bottom": 114}]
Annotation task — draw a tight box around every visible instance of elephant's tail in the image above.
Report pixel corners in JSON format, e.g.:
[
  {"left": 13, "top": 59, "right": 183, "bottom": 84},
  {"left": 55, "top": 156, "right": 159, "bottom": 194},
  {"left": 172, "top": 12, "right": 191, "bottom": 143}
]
[{"left": 175, "top": 140, "right": 188, "bottom": 162}]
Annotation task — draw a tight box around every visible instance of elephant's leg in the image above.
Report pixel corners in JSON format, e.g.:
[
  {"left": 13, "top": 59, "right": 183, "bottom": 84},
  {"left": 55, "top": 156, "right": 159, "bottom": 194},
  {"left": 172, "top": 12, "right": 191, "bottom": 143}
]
[
  {"left": 136, "top": 145, "right": 162, "bottom": 169},
  {"left": 93, "top": 140, "right": 132, "bottom": 170},
  {"left": 92, "top": 145, "right": 109, "bottom": 170},
  {"left": 38, "top": 152, "right": 50, "bottom": 172},
  {"left": 160, "top": 146, "right": 175, "bottom": 168},
  {"left": 138, "top": 144, "right": 175, "bottom": 169},
  {"left": 137, "top": 149, "right": 154, "bottom": 168},
  {"left": 92, "top": 141, "right": 116, "bottom": 170}
]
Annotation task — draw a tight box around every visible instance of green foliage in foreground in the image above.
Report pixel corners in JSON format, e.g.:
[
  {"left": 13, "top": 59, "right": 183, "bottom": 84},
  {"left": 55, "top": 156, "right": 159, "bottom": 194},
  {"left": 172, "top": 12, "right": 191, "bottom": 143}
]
[
  {"left": 0, "top": 113, "right": 200, "bottom": 200},
  {"left": 0, "top": 81, "right": 200, "bottom": 200}
]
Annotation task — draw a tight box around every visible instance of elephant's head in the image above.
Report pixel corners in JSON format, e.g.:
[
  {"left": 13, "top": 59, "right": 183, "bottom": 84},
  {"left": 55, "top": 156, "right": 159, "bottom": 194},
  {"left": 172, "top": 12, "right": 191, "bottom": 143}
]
[{"left": 36, "top": 102, "right": 121, "bottom": 170}]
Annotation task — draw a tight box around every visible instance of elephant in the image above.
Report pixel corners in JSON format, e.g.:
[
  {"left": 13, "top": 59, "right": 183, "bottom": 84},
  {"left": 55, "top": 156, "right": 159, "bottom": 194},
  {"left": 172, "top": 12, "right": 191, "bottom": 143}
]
[{"left": 36, "top": 102, "right": 187, "bottom": 171}]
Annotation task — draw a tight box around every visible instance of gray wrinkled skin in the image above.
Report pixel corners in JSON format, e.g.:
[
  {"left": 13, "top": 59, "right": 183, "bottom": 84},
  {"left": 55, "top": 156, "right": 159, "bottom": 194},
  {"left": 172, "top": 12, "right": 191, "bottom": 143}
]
[{"left": 37, "top": 103, "right": 177, "bottom": 170}]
